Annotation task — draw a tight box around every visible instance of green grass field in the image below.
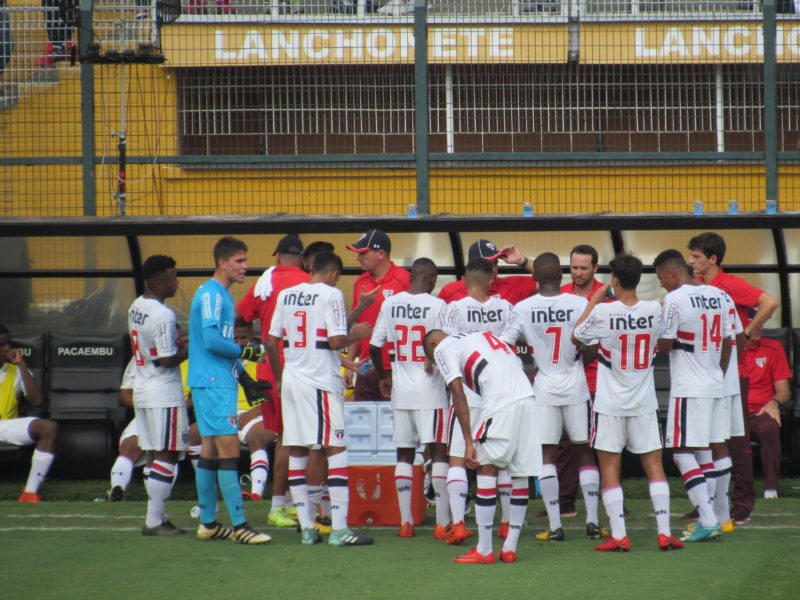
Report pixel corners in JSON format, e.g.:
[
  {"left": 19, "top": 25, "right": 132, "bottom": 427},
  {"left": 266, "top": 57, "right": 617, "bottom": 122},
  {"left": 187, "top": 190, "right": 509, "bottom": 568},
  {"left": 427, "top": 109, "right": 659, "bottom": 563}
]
[{"left": 2, "top": 477, "right": 799, "bottom": 600}]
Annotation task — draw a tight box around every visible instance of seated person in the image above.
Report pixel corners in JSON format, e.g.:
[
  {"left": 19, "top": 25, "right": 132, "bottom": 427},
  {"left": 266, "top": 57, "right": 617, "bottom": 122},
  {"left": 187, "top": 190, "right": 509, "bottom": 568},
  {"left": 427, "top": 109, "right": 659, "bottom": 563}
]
[
  {"left": 741, "top": 327, "right": 792, "bottom": 499},
  {"left": 0, "top": 324, "right": 57, "bottom": 502}
]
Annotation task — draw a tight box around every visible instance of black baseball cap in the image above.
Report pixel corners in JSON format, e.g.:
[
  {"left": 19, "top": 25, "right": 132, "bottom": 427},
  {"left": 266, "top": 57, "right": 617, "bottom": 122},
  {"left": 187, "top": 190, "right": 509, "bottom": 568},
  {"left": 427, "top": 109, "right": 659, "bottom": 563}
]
[
  {"left": 273, "top": 234, "right": 304, "bottom": 256},
  {"left": 468, "top": 239, "right": 505, "bottom": 262},
  {"left": 347, "top": 229, "right": 391, "bottom": 253}
]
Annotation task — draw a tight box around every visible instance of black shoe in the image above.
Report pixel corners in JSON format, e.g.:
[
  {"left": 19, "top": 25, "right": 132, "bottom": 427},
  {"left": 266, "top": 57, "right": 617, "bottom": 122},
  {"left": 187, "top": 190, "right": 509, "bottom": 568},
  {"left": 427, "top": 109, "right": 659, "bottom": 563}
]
[
  {"left": 586, "top": 522, "right": 608, "bottom": 540},
  {"left": 142, "top": 520, "right": 186, "bottom": 536},
  {"left": 682, "top": 508, "right": 699, "bottom": 521},
  {"left": 107, "top": 485, "right": 124, "bottom": 502}
]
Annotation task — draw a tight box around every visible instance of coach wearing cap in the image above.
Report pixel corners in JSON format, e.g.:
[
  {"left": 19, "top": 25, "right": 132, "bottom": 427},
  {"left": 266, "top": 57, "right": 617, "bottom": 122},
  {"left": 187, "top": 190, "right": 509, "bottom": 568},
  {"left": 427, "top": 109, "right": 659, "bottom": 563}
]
[
  {"left": 438, "top": 239, "right": 536, "bottom": 305},
  {"left": 347, "top": 229, "right": 411, "bottom": 401}
]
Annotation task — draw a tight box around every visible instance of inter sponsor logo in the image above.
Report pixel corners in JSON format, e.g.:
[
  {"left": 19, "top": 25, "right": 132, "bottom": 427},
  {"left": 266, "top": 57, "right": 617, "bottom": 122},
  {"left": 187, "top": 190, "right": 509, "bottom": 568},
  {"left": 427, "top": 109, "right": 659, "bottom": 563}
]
[
  {"left": 390, "top": 303, "right": 431, "bottom": 320},
  {"left": 689, "top": 294, "right": 722, "bottom": 310},
  {"left": 283, "top": 290, "right": 320, "bottom": 306},
  {"left": 129, "top": 307, "right": 149, "bottom": 326},
  {"left": 466, "top": 307, "right": 504, "bottom": 324},
  {"left": 609, "top": 314, "right": 655, "bottom": 330},
  {"left": 529, "top": 306, "right": 574, "bottom": 324}
]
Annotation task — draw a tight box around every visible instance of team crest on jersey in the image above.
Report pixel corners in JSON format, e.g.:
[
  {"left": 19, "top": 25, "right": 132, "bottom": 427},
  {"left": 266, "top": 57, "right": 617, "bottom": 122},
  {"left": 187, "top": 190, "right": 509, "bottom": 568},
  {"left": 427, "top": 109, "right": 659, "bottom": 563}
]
[
  {"left": 383, "top": 289, "right": 395, "bottom": 300},
  {"left": 228, "top": 414, "right": 238, "bottom": 428},
  {"left": 333, "top": 429, "right": 345, "bottom": 442},
  {"left": 181, "top": 432, "right": 190, "bottom": 445},
  {"left": 756, "top": 357, "right": 767, "bottom": 368}
]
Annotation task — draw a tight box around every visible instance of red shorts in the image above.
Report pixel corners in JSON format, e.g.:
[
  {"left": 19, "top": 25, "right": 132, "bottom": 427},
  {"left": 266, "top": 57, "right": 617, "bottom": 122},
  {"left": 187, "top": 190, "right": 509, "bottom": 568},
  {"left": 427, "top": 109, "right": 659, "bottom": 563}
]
[{"left": 259, "top": 385, "right": 283, "bottom": 435}]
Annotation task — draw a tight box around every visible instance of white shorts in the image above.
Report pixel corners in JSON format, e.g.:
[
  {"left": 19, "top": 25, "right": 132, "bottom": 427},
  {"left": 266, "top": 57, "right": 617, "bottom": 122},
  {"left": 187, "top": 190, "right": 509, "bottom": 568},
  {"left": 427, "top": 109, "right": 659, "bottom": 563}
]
[
  {"left": 0, "top": 417, "right": 37, "bottom": 446},
  {"left": 536, "top": 402, "right": 589, "bottom": 445},
  {"left": 393, "top": 407, "right": 447, "bottom": 448},
  {"left": 281, "top": 370, "right": 345, "bottom": 448},
  {"left": 727, "top": 394, "right": 745, "bottom": 438},
  {"left": 134, "top": 406, "right": 190, "bottom": 452},
  {"left": 590, "top": 411, "right": 663, "bottom": 454},
  {"left": 664, "top": 397, "right": 726, "bottom": 449},
  {"left": 118, "top": 418, "right": 147, "bottom": 467},
  {"left": 448, "top": 405, "right": 481, "bottom": 459},
  {"left": 474, "top": 398, "right": 540, "bottom": 478},
  {"left": 237, "top": 408, "right": 264, "bottom": 444}
]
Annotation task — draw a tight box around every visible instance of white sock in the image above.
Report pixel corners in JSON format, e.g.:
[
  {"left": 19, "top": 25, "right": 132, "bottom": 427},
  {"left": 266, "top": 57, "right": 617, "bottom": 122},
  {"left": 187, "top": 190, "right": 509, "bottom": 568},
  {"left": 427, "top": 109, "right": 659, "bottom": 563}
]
[
  {"left": 497, "top": 469, "right": 512, "bottom": 524},
  {"left": 432, "top": 462, "right": 450, "bottom": 527},
  {"left": 713, "top": 457, "right": 733, "bottom": 524},
  {"left": 475, "top": 474, "right": 497, "bottom": 556},
  {"left": 649, "top": 480, "right": 671, "bottom": 536},
  {"left": 249, "top": 449, "right": 269, "bottom": 497},
  {"left": 602, "top": 486, "right": 626, "bottom": 540},
  {"left": 145, "top": 460, "right": 175, "bottom": 528},
  {"left": 395, "top": 462, "right": 414, "bottom": 525},
  {"left": 695, "top": 448, "right": 715, "bottom": 499},
  {"left": 502, "top": 477, "right": 529, "bottom": 553},
  {"left": 271, "top": 494, "right": 286, "bottom": 510},
  {"left": 188, "top": 445, "right": 202, "bottom": 471},
  {"left": 308, "top": 485, "right": 323, "bottom": 520},
  {"left": 110, "top": 456, "right": 134, "bottom": 491},
  {"left": 579, "top": 466, "right": 601, "bottom": 525},
  {"left": 327, "top": 451, "right": 350, "bottom": 531},
  {"left": 674, "top": 452, "right": 716, "bottom": 527},
  {"left": 24, "top": 449, "right": 54, "bottom": 494},
  {"left": 539, "top": 463, "right": 562, "bottom": 531},
  {"left": 447, "top": 466, "right": 469, "bottom": 524},
  {"left": 320, "top": 486, "right": 331, "bottom": 519},
  {"left": 288, "top": 455, "right": 312, "bottom": 529}
]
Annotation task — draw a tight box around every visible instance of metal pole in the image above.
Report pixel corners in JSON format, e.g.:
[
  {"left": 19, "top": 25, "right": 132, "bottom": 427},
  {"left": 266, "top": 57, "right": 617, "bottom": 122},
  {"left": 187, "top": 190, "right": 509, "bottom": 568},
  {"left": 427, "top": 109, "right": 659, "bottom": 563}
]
[
  {"left": 763, "top": 0, "right": 778, "bottom": 210},
  {"left": 414, "top": 0, "right": 429, "bottom": 215},
  {"left": 79, "top": 0, "right": 96, "bottom": 216},
  {"left": 114, "top": 20, "right": 128, "bottom": 215}
]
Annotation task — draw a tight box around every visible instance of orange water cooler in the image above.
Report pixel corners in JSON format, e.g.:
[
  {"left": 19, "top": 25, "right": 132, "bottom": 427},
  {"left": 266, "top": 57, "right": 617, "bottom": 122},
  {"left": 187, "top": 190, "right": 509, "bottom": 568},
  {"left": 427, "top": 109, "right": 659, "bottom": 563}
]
[{"left": 347, "top": 465, "right": 427, "bottom": 526}]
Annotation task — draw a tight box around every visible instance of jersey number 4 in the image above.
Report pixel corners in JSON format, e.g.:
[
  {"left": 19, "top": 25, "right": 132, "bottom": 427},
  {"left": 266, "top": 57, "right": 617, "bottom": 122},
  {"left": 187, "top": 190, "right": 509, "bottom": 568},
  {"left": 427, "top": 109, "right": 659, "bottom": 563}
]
[{"left": 394, "top": 324, "right": 426, "bottom": 362}]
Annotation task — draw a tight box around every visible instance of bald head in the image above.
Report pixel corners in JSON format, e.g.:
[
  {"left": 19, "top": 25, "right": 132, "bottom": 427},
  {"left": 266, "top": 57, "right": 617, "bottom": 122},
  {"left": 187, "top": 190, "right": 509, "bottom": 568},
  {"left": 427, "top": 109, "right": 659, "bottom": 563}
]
[
  {"left": 423, "top": 329, "right": 448, "bottom": 360},
  {"left": 533, "top": 252, "right": 562, "bottom": 286}
]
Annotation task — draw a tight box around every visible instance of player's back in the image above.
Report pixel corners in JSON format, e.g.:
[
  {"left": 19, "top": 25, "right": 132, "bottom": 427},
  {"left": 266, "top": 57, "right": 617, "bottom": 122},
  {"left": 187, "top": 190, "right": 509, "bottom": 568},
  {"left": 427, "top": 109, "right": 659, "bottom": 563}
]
[
  {"left": 663, "top": 283, "right": 730, "bottom": 398},
  {"left": 442, "top": 296, "right": 512, "bottom": 335},
  {"left": 574, "top": 300, "right": 663, "bottom": 416},
  {"left": 503, "top": 293, "right": 589, "bottom": 405},
  {"left": 128, "top": 295, "right": 182, "bottom": 402},
  {"left": 188, "top": 278, "right": 237, "bottom": 388},
  {"left": 271, "top": 282, "right": 347, "bottom": 393},
  {"left": 435, "top": 329, "right": 532, "bottom": 417}
]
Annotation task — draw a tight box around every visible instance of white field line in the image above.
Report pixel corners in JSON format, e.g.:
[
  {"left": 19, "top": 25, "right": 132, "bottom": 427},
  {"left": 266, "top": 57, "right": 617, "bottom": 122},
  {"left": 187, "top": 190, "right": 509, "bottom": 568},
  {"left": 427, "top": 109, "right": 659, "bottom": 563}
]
[{"left": 5, "top": 513, "right": 141, "bottom": 519}]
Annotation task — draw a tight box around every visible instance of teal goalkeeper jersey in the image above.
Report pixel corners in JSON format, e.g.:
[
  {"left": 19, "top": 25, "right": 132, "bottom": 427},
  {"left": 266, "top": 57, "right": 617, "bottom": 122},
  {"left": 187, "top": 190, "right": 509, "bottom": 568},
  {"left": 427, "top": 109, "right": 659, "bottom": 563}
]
[{"left": 188, "top": 278, "right": 240, "bottom": 389}]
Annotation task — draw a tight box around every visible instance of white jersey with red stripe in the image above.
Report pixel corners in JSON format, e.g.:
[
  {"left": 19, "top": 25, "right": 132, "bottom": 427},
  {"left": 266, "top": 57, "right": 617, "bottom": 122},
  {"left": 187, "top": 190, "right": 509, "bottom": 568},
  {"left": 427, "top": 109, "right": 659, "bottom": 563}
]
[
  {"left": 127, "top": 296, "right": 184, "bottom": 408},
  {"left": 721, "top": 289, "right": 744, "bottom": 395},
  {"left": 501, "top": 293, "right": 589, "bottom": 406},
  {"left": 269, "top": 282, "right": 348, "bottom": 393},
  {"left": 433, "top": 329, "right": 532, "bottom": 418},
  {"left": 574, "top": 300, "right": 663, "bottom": 417},
  {"left": 661, "top": 283, "right": 733, "bottom": 398},
  {"left": 370, "top": 291, "right": 448, "bottom": 410}
]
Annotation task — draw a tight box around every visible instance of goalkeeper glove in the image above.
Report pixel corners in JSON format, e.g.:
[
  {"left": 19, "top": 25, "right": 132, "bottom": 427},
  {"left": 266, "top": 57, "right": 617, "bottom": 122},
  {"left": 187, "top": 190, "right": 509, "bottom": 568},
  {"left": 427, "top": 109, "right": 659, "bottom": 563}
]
[
  {"left": 239, "top": 370, "right": 272, "bottom": 407},
  {"left": 240, "top": 339, "right": 265, "bottom": 361}
]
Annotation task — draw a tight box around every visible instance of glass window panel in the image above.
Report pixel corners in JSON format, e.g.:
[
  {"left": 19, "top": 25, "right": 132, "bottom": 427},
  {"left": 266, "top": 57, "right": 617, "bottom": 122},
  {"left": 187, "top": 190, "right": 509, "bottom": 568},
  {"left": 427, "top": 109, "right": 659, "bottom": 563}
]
[
  {"left": 788, "top": 274, "right": 800, "bottom": 327},
  {"left": 3, "top": 278, "right": 136, "bottom": 335},
  {"left": 459, "top": 231, "right": 615, "bottom": 265},
  {"left": 782, "top": 230, "right": 800, "bottom": 266},
  {"left": 623, "top": 230, "right": 776, "bottom": 265},
  {"left": 0, "top": 237, "right": 132, "bottom": 271},
  {"left": 316, "top": 233, "right": 453, "bottom": 270}
]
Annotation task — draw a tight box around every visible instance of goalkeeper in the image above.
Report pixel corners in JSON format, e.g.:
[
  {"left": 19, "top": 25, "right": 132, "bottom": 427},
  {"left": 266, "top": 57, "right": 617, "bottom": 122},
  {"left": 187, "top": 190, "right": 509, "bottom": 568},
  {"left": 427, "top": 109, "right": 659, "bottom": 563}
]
[
  {"left": 234, "top": 320, "right": 277, "bottom": 502},
  {"left": 188, "top": 236, "right": 271, "bottom": 545}
]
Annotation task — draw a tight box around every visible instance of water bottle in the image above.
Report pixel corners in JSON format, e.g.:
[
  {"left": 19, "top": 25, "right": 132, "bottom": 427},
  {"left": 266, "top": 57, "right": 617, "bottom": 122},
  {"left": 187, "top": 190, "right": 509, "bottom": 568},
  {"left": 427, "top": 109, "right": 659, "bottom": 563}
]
[
  {"left": 693, "top": 200, "right": 703, "bottom": 216},
  {"left": 766, "top": 199, "right": 777, "bottom": 215},
  {"left": 407, "top": 203, "right": 418, "bottom": 218},
  {"left": 522, "top": 202, "right": 534, "bottom": 217},
  {"left": 728, "top": 199, "right": 739, "bottom": 215},
  {"left": 358, "top": 359, "right": 373, "bottom": 376}
]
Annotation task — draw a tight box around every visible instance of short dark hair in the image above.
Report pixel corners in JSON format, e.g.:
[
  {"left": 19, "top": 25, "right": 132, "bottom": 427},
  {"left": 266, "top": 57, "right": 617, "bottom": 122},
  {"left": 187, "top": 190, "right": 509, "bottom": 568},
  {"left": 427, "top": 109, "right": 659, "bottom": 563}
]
[
  {"left": 570, "top": 244, "right": 599, "bottom": 266},
  {"left": 465, "top": 257, "right": 494, "bottom": 278},
  {"left": 411, "top": 257, "right": 437, "bottom": 279},
  {"left": 688, "top": 232, "right": 726, "bottom": 265},
  {"left": 303, "top": 241, "right": 335, "bottom": 261},
  {"left": 141, "top": 255, "right": 176, "bottom": 284},
  {"left": 234, "top": 316, "right": 252, "bottom": 330},
  {"left": 311, "top": 251, "right": 343, "bottom": 275},
  {"left": 609, "top": 253, "right": 642, "bottom": 290},
  {"left": 213, "top": 236, "right": 248, "bottom": 265},
  {"left": 653, "top": 249, "right": 687, "bottom": 271}
]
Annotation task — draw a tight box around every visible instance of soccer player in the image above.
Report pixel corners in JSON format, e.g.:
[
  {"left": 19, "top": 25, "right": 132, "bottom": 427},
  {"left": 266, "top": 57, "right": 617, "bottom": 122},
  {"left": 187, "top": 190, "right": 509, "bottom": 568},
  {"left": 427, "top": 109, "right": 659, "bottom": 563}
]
[
  {"left": 233, "top": 320, "right": 276, "bottom": 502},
  {"left": 425, "top": 328, "right": 536, "bottom": 564},
  {"left": 688, "top": 232, "right": 780, "bottom": 523},
  {"left": 105, "top": 359, "right": 146, "bottom": 501},
  {"left": 189, "top": 236, "right": 271, "bottom": 545},
  {"left": 0, "top": 324, "right": 57, "bottom": 503},
  {"left": 438, "top": 239, "right": 536, "bottom": 304},
  {"left": 127, "top": 254, "right": 189, "bottom": 535},
  {"left": 500, "top": 252, "right": 603, "bottom": 542},
  {"left": 369, "top": 258, "right": 450, "bottom": 539},
  {"left": 267, "top": 251, "right": 375, "bottom": 547},
  {"left": 654, "top": 249, "right": 732, "bottom": 543},
  {"left": 346, "top": 229, "right": 410, "bottom": 401},
  {"left": 573, "top": 253, "right": 683, "bottom": 552},
  {"left": 237, "top": 234, "right": 310, "bottom": 527},
  {"left": 441, "top": 258, "right": 515, "bottom": 544}
]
